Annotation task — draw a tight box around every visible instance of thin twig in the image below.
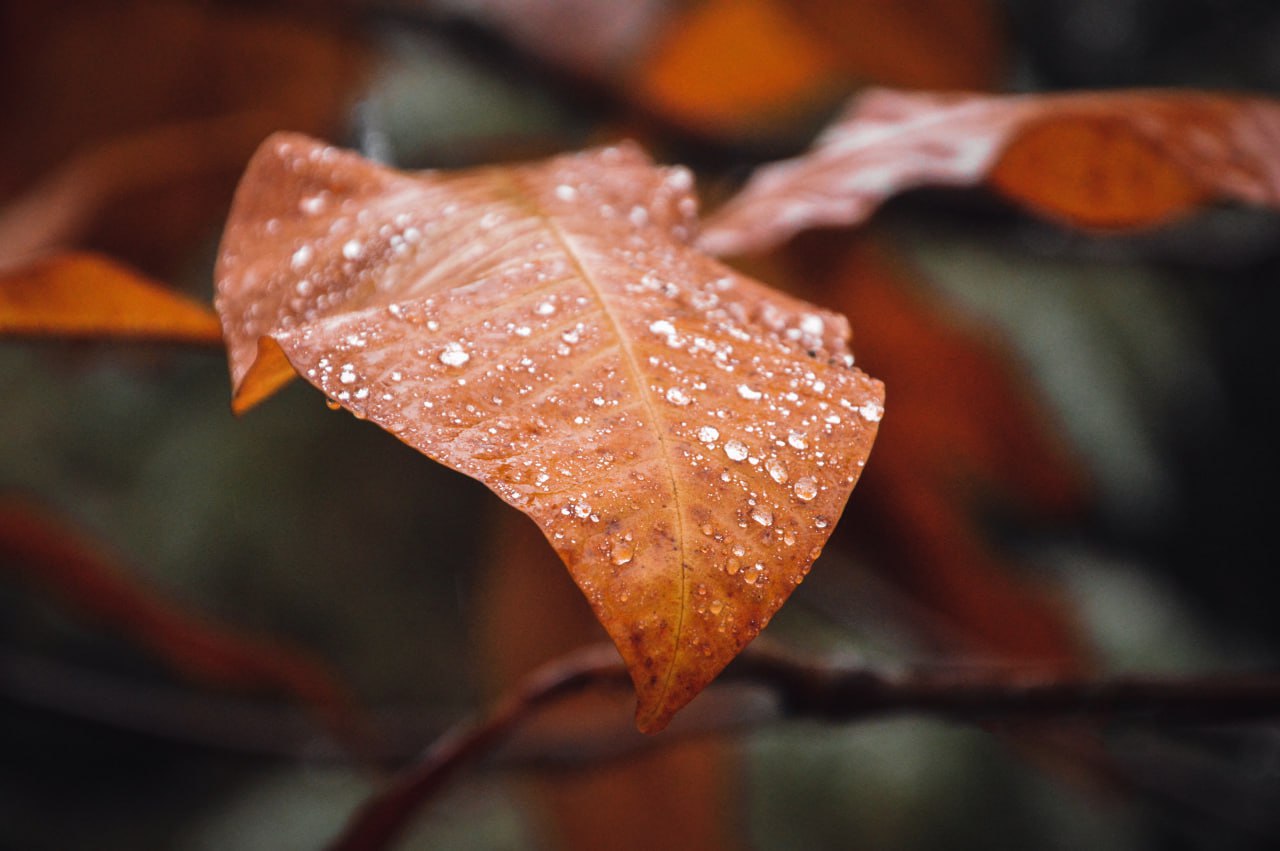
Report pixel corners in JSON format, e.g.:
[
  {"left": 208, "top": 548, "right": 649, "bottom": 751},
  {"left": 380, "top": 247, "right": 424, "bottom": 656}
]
[{"left": 328, "top": 641, "right": 1280, "bottom": 851}]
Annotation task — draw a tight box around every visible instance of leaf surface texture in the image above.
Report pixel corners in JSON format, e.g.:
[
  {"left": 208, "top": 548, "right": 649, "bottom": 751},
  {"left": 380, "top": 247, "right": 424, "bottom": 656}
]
[{"left": 216, "top": 135, "right": 883, "bottom": 730}]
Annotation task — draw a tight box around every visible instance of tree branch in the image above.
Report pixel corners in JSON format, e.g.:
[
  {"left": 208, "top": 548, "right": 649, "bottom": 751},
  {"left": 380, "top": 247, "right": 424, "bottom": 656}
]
[{"left": 327, "top": 641, "right": 1280, "bottom": 851}]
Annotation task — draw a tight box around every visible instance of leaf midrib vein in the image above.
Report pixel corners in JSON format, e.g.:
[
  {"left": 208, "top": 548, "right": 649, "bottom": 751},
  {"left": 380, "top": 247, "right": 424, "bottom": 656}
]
[{"left": 504, "top": 173, "right": 688, "bottom": 728}]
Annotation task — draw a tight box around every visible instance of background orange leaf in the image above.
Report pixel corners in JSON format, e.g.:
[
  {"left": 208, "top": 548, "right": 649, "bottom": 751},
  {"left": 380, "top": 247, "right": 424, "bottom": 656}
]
[
  {"left": 477, "top": 509, "right": 740, "bottom": 849},
  {"left": 434, "top": 0, "right": 1005, "bottom": 144},
  {"left": 215, "top": 134, "right": 883, "bottom": 732},
  {"left": 0, "top": 252, "right": 222, "bottom": 344},
  {"left": 700, "top": 88, "right": 1280, "bottom": 256},
  {"left": 630, "top": 0, "right": 1006, "bottom": 141},
  {"left": 778, "top": 234, "right": 1089, "bottom": 668},
  {"left": 0, "top": 0, "right": 368, "bottom": 274}
]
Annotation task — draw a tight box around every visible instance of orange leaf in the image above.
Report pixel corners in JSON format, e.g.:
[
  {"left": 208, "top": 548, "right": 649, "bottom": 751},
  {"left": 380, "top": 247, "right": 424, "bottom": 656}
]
[
  {"left": 448, "top": 0, "right": 1004, "bottom": 143},
  {"left": 0, "top": 1, "right": 369, "bottom": 273},
  {"left": 631, "top": 0, "right": 1006, "bottom": 139},
  {"left": 701, "top": 88, "right": 1280, "bottom": 255},
  {"left": 215, "top": 134, "right": 884, "bottom": 732},
  {"left": 630, "top": 0, "right": 843, "bottom": 138},
  {"left": 0, "top": 497, "right": 359, "bottom": 741},
  {"left": 0, "top": 252, "right": 223, "bottom": 344}
]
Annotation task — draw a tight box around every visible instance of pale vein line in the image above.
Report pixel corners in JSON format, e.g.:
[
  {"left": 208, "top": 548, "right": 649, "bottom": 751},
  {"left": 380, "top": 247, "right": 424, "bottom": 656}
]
[{"left": 506, "top": 174, "right": 689, "bottom": 728}]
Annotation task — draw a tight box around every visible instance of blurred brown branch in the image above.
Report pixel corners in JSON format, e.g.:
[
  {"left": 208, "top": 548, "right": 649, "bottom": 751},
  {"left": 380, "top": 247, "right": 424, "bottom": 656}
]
[{"left": 329, "top": 640, "right": 1280, "bottom": 851}]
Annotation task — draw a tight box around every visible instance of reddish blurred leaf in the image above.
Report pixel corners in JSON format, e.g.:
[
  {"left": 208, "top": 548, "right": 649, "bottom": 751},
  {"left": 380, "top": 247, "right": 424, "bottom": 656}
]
[
  {"left": 0, "top": 0, "right": 368, "bottom": 273},
  {"left": 701, "top": 88, "right": 1280, "bottom": 256},
  {"left": 630, "top": 0, "right": 1006, "bottom": 140},
  {"left": 477, "top": 510, "right": 739, "bottom": 850},
  {"left": 0, "top": 252, "right": 222, "bottom": 344},
  {"left": 443, "top": 0, "right": 1005, "bottom": 143},
  {"left": 628, "top": 0, "right": 843, "bottom": 140},
  {"left": 0, "top": 497, "right": 360, "bottom": 740},
  {"left": 787, "top": 236, "right": 1087, "bottom": 667},
  {"left": 0, "top": 111, "right": 283, "bottom": 265},
  {"left": 215, "top": 133, "right": 883, "bottom": 732}
]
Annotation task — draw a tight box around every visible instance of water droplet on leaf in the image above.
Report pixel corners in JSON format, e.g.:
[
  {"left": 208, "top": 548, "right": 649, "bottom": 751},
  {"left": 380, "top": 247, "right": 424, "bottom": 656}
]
[
  {"left": 793, "top": 477, "right": 818, "bottom": 501},
  {"left": 439, "top": 343, "right": 470, "bottom": 367},
  {"left": 611, "top": 534, "right": 635, "bottom": 565}
]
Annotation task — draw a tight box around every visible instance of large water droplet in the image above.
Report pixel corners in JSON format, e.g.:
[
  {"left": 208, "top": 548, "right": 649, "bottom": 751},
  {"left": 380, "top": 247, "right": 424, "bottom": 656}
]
[
  {"left": 697, "top": 425, "right": 719, "bottom": 443},
  {"left": 342, "top": 239, "right": 363, "bottom": 260},
  {"left": 793, "top": 477, "right": 818, "bottom": 501},
  {"left": 290, "top": 245, "right": 313, "bottom": 270},
  {"left": 766, "top": 458, "right": 788, "bottom": 484},
  {"left": 737, "top": 384, "right": 762, "bottom": 401},
  {"left": 665, "top": 387, "right": 691, "bottom": 406},
  {"left": 709, "top": 599, "right": 724, "bottom": 615},
  {"left": 744, "top": 564, "right": 763, "bottom": 584},
  {"left": 787, "top": 432, "right": 808, "bottom": 450},
  {"left": 859, "top": 400, "right": 884, "bottom": 422},
  {"left": 726, "top": 558, "right": 742, "bottom": 575},
  {"left": 611, "top": 534, "right": 635, "bottom": 565},
  {"left": 439, "top": 343, "right": 470, "bottom": 367},
  {"left": 724, "top": 440, "right": 748, "bottom": 461},
  {"left": 751, "top": 506, "right": 773, "bottom": 527},
  {"left": 299, "top": 194, "right": 326, "bottom": 215},
  {"left": 800, "top": 314, "right": 825, "bottom": 336}
]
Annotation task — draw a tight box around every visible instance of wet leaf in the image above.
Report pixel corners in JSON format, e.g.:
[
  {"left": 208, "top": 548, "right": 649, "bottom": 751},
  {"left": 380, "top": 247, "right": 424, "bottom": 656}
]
[
  {"left": 701, "top": 88, "right": 1280, "bottom": 256},
  {"left": 0, "top": 497, "right": 359, "bottom": 741},
  {"left": 216, "top": 134, "right": 883, "bottom": 732},
  {"left": 0, "top": 252, "right": 222, "bottom": 344}
]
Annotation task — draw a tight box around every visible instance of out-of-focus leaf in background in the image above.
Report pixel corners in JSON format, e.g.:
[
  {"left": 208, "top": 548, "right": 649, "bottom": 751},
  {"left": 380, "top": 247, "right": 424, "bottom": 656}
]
[
  {"left": 0, "top": 253, "right": 222, "bottom": 344},
  {"left": 432, "top": 0, "right": 1006, "bottom": 146},
  {"left": 0, "top": 0, "right": 368, "bottom": 274},
  {"left": 783, "top": 235, "right": 1090, "bottom": 670},
  {"left": 701, "top": 88, "right": 1280, "bottom": 256}
]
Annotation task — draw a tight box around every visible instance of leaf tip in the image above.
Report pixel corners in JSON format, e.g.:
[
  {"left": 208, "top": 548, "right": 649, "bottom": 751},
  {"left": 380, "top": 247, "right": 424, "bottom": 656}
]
[{"left": 229, "top": 336, "right": 297, "bottom": 414}]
